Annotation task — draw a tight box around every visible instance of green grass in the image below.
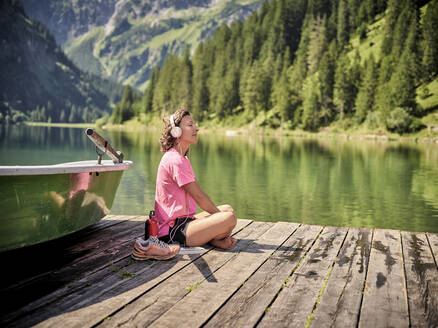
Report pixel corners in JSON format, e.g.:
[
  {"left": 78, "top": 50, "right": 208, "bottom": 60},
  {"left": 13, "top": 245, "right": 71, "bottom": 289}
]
[
  {"left": 186, "top": 281, "right": 201, "bottom": 292},
  {"left": 417, "top": 78, "right": 438, "bottom": 112},
  {"left": 146, "top": 23, "right": 198, "bottom": 48},
  {"left": 348, "top": 13, "right": 385, "bottom": 64},
  {"left": 119, "top": 270, "right": 135, "bottom": 279},
  {"left": 64, "top": 27, "right": 105, "bottom": 76}
]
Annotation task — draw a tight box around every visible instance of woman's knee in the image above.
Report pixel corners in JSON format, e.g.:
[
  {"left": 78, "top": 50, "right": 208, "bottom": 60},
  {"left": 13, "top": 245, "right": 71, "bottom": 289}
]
[
  {"left": 219, "top": 204, "right": 234, "bottom": 214},
  {"left": 223, "top": 211, "right": 237, "bottom": 229}
]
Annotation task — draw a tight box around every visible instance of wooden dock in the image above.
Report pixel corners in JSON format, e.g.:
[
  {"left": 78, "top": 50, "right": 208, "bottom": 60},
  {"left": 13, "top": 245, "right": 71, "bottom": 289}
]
[{"left": 1, "top": 216, "right": 437, "bottom": 327}]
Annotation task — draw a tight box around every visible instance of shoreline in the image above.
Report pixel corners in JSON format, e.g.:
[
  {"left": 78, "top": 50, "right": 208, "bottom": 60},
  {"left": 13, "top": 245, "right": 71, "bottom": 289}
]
[
  {"left": 25, "top": 122, "right": 96, "bottom": 129},
  {"left": 23, "top": 121, "right": 438, "bottom": 144}
]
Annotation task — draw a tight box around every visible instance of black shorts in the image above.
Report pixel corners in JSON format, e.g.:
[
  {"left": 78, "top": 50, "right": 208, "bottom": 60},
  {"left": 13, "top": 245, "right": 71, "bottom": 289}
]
[{"left": 159, "top": 217, "right": 196, "bottom": 246}]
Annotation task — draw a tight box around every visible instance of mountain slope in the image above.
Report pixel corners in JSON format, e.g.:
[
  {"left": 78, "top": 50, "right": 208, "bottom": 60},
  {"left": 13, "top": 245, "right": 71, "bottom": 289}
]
[
  {"left": 0, "top": 0, "right": 123, "bottom": 124},
  {"left": 21, "top": 0, "right": 265, "bottom": 90}
]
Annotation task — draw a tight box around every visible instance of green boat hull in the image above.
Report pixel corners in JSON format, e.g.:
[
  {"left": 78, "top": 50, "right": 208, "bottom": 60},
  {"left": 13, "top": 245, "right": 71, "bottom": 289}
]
[{"left": 0, "top": 163, "right": 129, "bottom": 252}]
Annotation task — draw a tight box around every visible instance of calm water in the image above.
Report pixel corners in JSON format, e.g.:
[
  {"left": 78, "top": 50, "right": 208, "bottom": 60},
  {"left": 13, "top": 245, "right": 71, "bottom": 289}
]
[{"left": 1, "top": 125, "right": 438, "bottom": 232}]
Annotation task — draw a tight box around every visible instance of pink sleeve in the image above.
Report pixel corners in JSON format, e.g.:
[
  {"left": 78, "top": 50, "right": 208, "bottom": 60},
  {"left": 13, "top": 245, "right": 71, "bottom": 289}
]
[{"left": 173, "top": 157, "right": 196, "bottom": 187}]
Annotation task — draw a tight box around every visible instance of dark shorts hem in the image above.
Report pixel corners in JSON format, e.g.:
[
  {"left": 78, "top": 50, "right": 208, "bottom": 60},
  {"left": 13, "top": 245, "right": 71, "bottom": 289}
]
[{"left": 159, "top": 217, "right": 196, "bottom": 246}]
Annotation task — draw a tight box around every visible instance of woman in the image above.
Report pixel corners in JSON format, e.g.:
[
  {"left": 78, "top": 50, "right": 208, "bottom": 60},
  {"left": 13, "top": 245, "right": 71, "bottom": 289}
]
[{"left": 155, "top": 109, "right": 237, "bottom": 250}]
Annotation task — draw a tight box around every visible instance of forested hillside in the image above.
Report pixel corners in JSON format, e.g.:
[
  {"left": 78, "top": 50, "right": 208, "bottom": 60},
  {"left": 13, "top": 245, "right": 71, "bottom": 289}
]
[
  {"left": 22, "top": 0, "right": 265, "bottom": 90},
  {"left": 0, "top": 0, "right": 124, "bottom": 124},
  {"left": 116, "top": 0, "right": 438, "bottom": 134}
]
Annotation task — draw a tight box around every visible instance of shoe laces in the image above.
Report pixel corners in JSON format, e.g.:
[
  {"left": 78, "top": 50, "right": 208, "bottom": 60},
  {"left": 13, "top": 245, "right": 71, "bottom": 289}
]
[{"left": 149, "top": 236, "right": 170, "bottom": 249}]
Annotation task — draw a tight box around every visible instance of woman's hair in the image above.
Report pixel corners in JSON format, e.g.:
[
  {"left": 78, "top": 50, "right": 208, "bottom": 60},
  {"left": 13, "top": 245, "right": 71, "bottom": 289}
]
[{"left": 159, "top": 108, "right": 191, "bottom": 152}]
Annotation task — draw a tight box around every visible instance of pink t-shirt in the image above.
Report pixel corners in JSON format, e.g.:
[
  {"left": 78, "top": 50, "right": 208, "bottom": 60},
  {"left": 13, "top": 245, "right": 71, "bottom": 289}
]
[{"left": 154, "top": 148, "right": 197, "bottom": 237}]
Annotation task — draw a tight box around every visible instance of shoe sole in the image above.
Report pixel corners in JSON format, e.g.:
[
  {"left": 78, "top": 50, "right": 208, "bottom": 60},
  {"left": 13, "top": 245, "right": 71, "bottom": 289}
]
[{"left": 131, "top": 250, "right": 178, "bottom": 261}]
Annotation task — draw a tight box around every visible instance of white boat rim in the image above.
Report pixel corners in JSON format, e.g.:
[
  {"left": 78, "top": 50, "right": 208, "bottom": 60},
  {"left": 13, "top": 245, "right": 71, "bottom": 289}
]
[{"left": 0, "top": 160, "right": 133, "bottom": 176}]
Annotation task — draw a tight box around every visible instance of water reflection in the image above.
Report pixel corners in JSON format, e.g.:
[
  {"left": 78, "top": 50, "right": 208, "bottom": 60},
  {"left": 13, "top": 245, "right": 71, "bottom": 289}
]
[{"left": 1, "top": 125, "right": 438, "bottom": 232}]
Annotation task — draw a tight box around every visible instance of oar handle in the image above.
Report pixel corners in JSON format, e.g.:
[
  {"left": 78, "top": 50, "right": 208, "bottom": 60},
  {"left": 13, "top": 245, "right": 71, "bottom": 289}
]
[{"left": 85, "top": 128, "right": 124, "bottom": 164}]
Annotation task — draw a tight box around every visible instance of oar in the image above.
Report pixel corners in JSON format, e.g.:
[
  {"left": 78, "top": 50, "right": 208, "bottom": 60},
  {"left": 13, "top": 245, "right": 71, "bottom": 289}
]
[{"left": 85, "top": 128, "right": 124, "bottom": 164}]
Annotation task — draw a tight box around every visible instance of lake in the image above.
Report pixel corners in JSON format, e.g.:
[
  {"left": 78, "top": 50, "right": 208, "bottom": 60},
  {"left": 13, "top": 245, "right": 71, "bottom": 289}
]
[{"left": 1, "top": 124, "right": 438, "bottom": 233}]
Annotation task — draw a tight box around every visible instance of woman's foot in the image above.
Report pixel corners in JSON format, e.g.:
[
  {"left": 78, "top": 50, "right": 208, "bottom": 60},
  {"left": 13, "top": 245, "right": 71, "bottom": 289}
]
[{"left": 210, "top": 236, "right": 237, "bottom": 250}]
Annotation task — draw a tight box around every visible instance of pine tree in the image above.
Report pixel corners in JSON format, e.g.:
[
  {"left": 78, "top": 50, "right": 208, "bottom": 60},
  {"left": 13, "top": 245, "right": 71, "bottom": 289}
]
[
  {"left": 153, "top": 55, "right": 178, "bottom": 114},
  {"left": 350, "top": 50, "right": 362, "bottom": 102},
  {"left": 337, "top": 0, "right": 349, "bottom": 46},
  {"left": 59, "top": 109, "right": 65, "bottom": 122},
  {"left": 333, "top": 53, "right": 351, "bottom": 120},
  {"left": 175, "top": 45, "right": 193, "bottom": 110},
  {"left": 69, "top": 105, "right": 76, "bottom": 123},
  {"left": 111, "top": 104, "right": 122, "bottom": 124},
  {"left": 82, "top": 107, "right": 89, "bottom": 123},
  {"left": 191, "top": 42, "right": 209, "bottom": 121},
  {"left": 404, "top": 12, "right": 422, "bottom": 84},
  {"left": 390, "top": 6, "right": 413, "bottom": 61},
  {"left": 318, "top": 45, "right": 335, "bottom": 125},
  {"left": 302, "top": 74, "right": 321, "bottom": 131},
  {"left": 262, "top": 0, "right": 286, "bottom": 58},
  {"left": 373, "top": 54, "right": 394, "bottom": 120},
  {"left": 223, "top": 62, "right": 240, "bottom": 115},
  {"left": 381, "top": 0, "right": 402, "bottom": 56},
  {"left": 143, "top": 66, "right": 159, "bottom": 113},
  {"left": 422, "top": 0, "right": 438, "bottom": 80},
  {"left": 243, "top": 62, "right": 263, "bottom": 118},
  {"left": 120, "top": 85, "right": 135, "bottom": 122},
  {"left": 47, "top": 101, "right": 53, "bottom": 121},
  {"left": 355, "top": 55, "right": 377, "bottom": 123},
  {"left": 260, "top": 56, "right": 273, "bottom": 114},
  {"left": 347, "top": 0, "right": 361, "bottom": 31},
  {"left": 272, "top": 65, "right": 291, "bottom": 125},
  {"left": 208, "top": 50, "right": 227, "bottom": 117},
  {"left": 242, "top": 15, "right": 261, "bottom": 65},
  {"left": 389, "top": 49, "right": 417, "bottom": 113},
  {"left": 307, "top": 15, "right": 327, "bottom": 74}
]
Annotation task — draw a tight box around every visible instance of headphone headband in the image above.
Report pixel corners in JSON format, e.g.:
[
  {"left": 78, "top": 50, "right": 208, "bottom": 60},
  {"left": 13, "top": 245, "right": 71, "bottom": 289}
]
[
  {"left": 170, "top": 114, "right": 176, "bottom": 128},
  {"left": 169, "top": 113, "right": 182, "bottom": 138}
]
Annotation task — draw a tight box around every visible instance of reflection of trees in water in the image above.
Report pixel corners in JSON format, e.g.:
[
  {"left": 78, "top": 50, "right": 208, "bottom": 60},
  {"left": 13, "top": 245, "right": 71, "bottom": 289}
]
[
  {"left": 190, "top": 135, "right": 435, "bottom": 232},
  {"left": 0, "top": 125, "right": 90, "bottom": 149}
]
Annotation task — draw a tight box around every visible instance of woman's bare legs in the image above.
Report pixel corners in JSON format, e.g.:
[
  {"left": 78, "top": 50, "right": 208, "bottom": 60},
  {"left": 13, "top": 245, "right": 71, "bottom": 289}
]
[{"left": 185, "top": 204, "right": 237, "bottom": 249}]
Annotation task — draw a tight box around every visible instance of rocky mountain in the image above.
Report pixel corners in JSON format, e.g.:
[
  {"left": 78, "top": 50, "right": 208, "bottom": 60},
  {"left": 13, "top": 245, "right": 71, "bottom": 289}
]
[
  {"left": 0, "top": 0, "right": 123, "bottom": 124},
  {"left": 21, "top": 0, "right": 265, "bottom": 90}
]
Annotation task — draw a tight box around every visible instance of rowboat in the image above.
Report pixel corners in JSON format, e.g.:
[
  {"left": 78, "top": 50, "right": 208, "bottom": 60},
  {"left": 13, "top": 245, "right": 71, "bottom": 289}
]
[{"left": 0, "top": 129, "right": 132, "bottom": 252}]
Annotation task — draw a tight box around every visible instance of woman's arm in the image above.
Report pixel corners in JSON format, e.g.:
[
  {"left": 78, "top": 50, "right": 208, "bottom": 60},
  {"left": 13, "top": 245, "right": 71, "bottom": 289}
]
[{"left": 183, "top": 180, "right": 220, "bottom": 215}]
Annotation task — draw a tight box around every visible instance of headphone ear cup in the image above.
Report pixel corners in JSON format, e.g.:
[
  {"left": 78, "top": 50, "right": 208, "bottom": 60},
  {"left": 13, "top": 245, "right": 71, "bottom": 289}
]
[{"left": 171, "top": 126, "right": 182, "bottom": 138}]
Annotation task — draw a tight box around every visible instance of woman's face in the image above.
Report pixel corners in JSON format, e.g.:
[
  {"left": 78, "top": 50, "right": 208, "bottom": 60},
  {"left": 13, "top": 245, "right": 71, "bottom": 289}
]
[{"left": 179, "top": 114, "right": 199, "bottom": 145}]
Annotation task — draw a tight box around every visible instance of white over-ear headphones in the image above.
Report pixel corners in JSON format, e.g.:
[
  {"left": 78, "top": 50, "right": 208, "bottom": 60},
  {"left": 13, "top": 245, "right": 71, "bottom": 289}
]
[{"left": 170, "top": 114, "right": 182, "bottom": 138}]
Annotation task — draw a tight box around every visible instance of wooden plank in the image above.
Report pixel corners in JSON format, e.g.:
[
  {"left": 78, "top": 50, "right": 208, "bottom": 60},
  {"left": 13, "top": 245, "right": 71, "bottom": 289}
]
[
  {"left": 359, "top": 229, "right": 409, "bottom": 328},
  {"left": 2, "top": 253, "right": 141, "bottom": 326},
  {"left": 95, "top": 220, "right": 270, "bottom": 328},
  {"left": 0, "top": 215, "right": 134, "bottom": 289},
  {"left": 147, "top": 222, "right": 300, "bottom": 328},
  {"left": 0, "top": 217, "right": 145, "bottom": 316},
  {"left": 310, "top": 228, "right": 372, "bottom": 327},
  {"left": 427, "top": 233, "right": 438, "bottom": 268},
  {"left": 235, "top": 218, "right": 253, "bottom": 232},
  {"left": 2, "top": 215, "right": 142, "bottom": 288},
  {"left": 401, "top": 231, "right": 438, "bottom": 327},
  {"left": 258, "top": 226, "right": 349, "bottom": 328},
  {"left": 12, "top": 219, "right": 253, "bottom": 327},
  {"left": 204, "top": 224, "right": 323, "bottom": 328}
]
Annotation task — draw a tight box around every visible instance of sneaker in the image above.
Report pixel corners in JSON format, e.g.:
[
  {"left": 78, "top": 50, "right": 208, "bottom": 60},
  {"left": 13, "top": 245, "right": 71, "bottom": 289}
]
[{"left": 132, "top": 236, "right": 180, "bottom": 261}]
